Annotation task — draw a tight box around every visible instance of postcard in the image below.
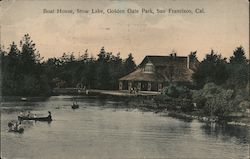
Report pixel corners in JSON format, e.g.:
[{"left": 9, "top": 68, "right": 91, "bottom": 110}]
[{"left": 0, "top": 0, "right": 249, "bottom": 159}]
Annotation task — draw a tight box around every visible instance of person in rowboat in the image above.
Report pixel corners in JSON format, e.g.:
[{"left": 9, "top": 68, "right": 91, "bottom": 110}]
[
  {"left": 12, "top": 122, "right": 18, "bottom": 131},
  {"left": 17, "top": 122, "right": 23, "bottom": 130},
  {"left": 19, "top": 111, "right": 24, "bottom": 117},
  {"left": 48, "top": 111, "right": 52, "bottom": 120},
  {"left": 27, "top": 111, "right": 31, "bottom": 117}
]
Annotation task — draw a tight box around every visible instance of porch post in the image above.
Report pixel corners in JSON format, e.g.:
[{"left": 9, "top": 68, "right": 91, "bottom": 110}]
[
  {"left": 147, "top": 82, "right": 151, "bottom": 91},
  {"left": 137, "top": 82, "right": 141, "bottom": 91},
  {"left": 119, "top": 81, "right": 123, "bottom": 90},
  {"left": 128, "top": 81, "right": 132, "bottom": 91},
  {"left": 158, "top": 83, "right": 162, "bottom": 91}
]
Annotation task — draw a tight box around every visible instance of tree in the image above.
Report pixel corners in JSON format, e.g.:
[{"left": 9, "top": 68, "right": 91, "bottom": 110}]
[
  {"left": 97, "top": 47, "right": 106, "bottom": 62},
  {"left": 60, "top": 52, "right": 73, "bottom": 64},
  {"left": 188, "top": 51, "right": 197, "bottom": 61},
  {"left": 6, "top": 42, "right": 20, "bottom": 70},
  {"left": 108, "top": 52, "right": 123, "bottom": 89},
  {"left": 2, "top": 42, "right": 21, "bottom": 95},
  {"left": 43, "top": 57, "right": 62, "bottom": 88},
  {"left": 96, "top": 47, "right": 111, "bottom": 89},
  {"left": 229, "top": 46, "right": 247, "bottom": 64},
  {"left": 86, "top": 58, "right": 97, "bottom": 89},
  {"left": 227, "top": 46, "right": 249, "bottom": 89},
  {"left": 2, "top": 34, "right": 51, "bottom": 96},
  {"left": 80, "top": 49, "right": 89, "bottom": 61},
  {"left": 20, "top": 34, "right": 42, "bottom": 67},
  {"left": 123, "top": 53, "right": 136, "bottom": 76},
  {"left": 192, "top": 50, "right": 229, "bottom": 88}
]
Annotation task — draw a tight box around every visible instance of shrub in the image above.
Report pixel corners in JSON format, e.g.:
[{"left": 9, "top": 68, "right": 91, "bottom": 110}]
[
  {"left": 192, "top": 90, "right": 206, "bottom": 109},
  {"left": 179, "top": 98, "right": 193, "bottom": 112},
  {"left": 164, "top": 84, "right": 191, "bottom": 98},
  {"left": 192, "top": 83, "right": 239, "bottom": 120}
]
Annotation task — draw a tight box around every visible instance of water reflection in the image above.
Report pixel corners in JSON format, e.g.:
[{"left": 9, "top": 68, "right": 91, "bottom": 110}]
[
  {"left": 1, "top": 96, "right": 49, "bottom": 102},
  {"left": 201, "top": 123, "right": 249, "bottom": 144}
]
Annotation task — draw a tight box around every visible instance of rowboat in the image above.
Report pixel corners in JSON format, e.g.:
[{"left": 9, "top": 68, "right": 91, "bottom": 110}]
[
  {"left": 9, "top": 127, "right": 24, "bottom": 133},
  {"left": 21, "top": 97, "right": 27, "bottom": 101},
  {"left": 8, "top": 121, "right": 24, "bottom": 133},
  {"left": 72, "top": 104, "right": 79, "bottom": 109},
  {"left": 18, "top": 116, "right": 52, "bottom": 121}
]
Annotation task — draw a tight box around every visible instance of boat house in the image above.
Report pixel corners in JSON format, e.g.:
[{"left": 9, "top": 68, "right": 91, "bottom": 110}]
[{"left": 119, "top": 53, "right": 199, "bottom": 92}]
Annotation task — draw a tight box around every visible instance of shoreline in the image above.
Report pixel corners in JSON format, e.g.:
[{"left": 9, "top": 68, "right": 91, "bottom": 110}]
[
  {"left": 2, "top": 90, "right": 250, "bottom": 127},
  {"left": 98, "top": 92, "right": 250, "bottom": 127}
]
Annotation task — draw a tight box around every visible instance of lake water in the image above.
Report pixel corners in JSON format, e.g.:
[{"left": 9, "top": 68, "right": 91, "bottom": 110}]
[{"left": 1, "top": 96, "right": 249, "bottom": 159}]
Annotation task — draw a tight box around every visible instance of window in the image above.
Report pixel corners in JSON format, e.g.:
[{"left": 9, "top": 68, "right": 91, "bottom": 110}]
[{"left": 144, "top": 62, "right": 154, "bottom": 73}]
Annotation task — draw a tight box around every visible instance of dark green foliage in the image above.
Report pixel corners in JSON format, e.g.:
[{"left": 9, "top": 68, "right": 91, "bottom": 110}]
[
  {"left": 179, "top": 99, "right": 193, "bottom": 112},
  {"left": 226, "top": 47, "right": 249, "bottom": 89},
  {"left": 188, "top": 51, "right": 197, "bottom": 60},
  {"left": 192, "top": 47, "right": 249, "bottom": 90},
  {"left": 229, "top": 46, "right": 248, "bottom": 64},
  {"left": 2, "top": 34, "right": 50, "bottom": 96},
  {"left": 164, "top": 84, "right": 191, "bottom": 99},
  {"left": 192, "top": 50, "right": 229, "bottom": 88},
  {"left": 192, "top": 83, "right": 243, "bottom": 120},
  {"left": 164, "top": 84, "right": 179, "bottom": 98},
  {"left": 123, "top": 53, "right": 136, "bottom": 75},
  {"left": 2, "top": 39, "right": 137, "bottom": 95},
  {"left": 40, "top": 46, "right": 137, "bottom": 90},
  {"left": 96, "top": 47, "right": 112, "bottom": 89}
]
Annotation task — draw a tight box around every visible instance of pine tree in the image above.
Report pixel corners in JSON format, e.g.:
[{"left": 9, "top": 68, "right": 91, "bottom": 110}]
[
  {"left": 227, "top": 46, "right": 249, "bottom": 89},
  {"left": 123, "top": 53, "right": 136, "bottom": 75},
  {"left": 230, "top": 46, "right": 247, "bottom": 64}
]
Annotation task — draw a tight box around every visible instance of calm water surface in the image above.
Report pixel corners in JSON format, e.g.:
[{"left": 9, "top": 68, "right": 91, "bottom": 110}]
[{"left": 1, "top": 96, "right": 249, "bottom": 159}]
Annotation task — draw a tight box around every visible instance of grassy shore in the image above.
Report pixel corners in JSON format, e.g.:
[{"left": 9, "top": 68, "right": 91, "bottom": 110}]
[{"left": 94, "top": 92, "right": 250, "bottom": 127}]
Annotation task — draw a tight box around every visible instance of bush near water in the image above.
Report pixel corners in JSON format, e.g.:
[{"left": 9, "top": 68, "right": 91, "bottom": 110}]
[{"left": 192, "top": 83, "right": 249, "bottom": 121}]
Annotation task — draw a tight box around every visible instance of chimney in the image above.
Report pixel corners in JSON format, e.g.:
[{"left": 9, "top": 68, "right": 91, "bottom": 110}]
[{"left": 187, "top": 56, "right": 190, "bottom": 69}]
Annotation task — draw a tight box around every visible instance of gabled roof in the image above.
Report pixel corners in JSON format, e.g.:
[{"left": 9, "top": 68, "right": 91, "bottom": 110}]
[{"left": 139, "top": 55, "right": 187, "bottom": 67}]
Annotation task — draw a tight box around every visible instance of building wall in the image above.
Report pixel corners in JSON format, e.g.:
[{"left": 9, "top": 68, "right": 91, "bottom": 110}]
[{"left": 119, "top": 80, "right": 164, "bottom": 92}]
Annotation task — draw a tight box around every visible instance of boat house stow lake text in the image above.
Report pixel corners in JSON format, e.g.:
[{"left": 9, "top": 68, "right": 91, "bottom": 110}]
[{"left": 119, "top": 53, "right": 199, "bottom": 92}]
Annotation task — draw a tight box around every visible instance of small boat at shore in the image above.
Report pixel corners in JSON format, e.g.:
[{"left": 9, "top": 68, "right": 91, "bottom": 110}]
[
  {"left": 18, "top": 116, "right": 52, "bottom": 121},
  {"left": 72, "top": 100, "right": 79, "bottom": 109}
]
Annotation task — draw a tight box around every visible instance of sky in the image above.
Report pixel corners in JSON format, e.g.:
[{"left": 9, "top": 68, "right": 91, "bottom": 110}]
[{"left": 0, "top": 0, "right": 249, "bottom": 64}]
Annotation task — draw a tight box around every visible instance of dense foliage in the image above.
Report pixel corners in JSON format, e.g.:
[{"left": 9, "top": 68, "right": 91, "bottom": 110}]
[
  {"left": 192, "top": 47, "right": 249, "bottom": 89},
  {"left": 1, "top": 34, "right": 50, "bottom": 96},
  {"left": 192, "top": 83, "right": 248, "bottom": 120},
  {"left": 1, "top": 35, "right": 136, "bottom": 96},
  {"left": 1, "top": 34, "right": 248, "bottom": 100},
  {"left": 164, "top": 84, "right": 191, "bottom": 99},
  {"left": 191, "top": 48, "right": 248, "bottom": 120},
  {"left": 163, "top": 47, "right": 249, "bottom": 120}
]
